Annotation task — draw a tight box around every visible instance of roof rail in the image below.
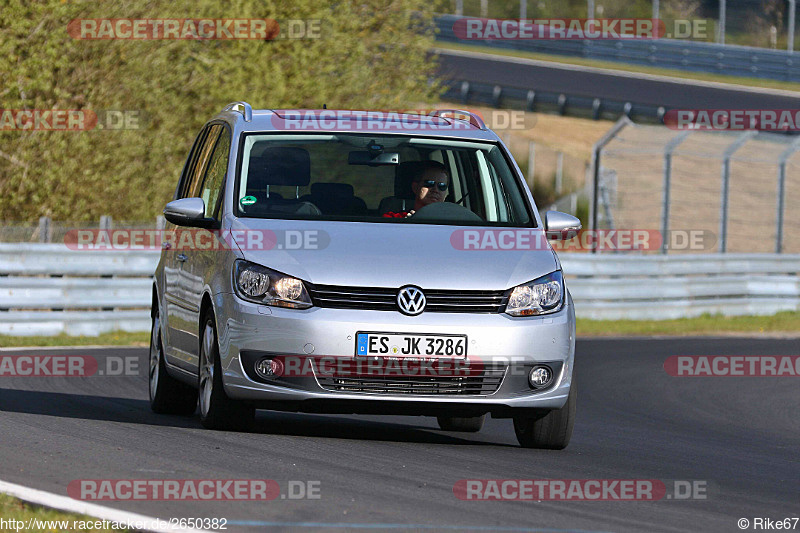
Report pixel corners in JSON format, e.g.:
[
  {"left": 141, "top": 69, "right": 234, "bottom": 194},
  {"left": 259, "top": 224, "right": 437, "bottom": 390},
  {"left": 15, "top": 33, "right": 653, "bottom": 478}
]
[
  {"left": 222, "top": 101, "right": 253, "bottom": 122},
  {"left": 429, "top": 109, "right": 486, "bottom": 130}
]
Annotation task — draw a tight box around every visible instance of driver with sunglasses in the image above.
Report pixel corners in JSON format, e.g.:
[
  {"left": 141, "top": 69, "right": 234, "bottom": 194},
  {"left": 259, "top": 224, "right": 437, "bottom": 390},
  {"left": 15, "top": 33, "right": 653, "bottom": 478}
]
[{"left": 383, "top": 160, "right": 449, "bottom": 218}]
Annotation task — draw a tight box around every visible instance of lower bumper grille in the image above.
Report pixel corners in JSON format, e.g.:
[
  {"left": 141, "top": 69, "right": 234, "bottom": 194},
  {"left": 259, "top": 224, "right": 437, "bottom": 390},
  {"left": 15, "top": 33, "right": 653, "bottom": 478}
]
[{"left": 316, "top": 366, "right": 506, "bottom": 396}]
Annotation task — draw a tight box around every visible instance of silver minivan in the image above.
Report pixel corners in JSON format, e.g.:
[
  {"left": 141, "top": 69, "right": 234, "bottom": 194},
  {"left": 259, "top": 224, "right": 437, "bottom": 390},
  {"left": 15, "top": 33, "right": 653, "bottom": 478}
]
[{"left": 150, "top": 102, "right": 580, "bottom": 449}]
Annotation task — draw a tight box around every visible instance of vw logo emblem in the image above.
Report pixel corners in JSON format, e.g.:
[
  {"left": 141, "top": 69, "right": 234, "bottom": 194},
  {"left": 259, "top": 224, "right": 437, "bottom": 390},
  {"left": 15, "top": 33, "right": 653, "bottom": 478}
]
[{"left": 397, "top": 286, "right": 426, "bottom": 316}]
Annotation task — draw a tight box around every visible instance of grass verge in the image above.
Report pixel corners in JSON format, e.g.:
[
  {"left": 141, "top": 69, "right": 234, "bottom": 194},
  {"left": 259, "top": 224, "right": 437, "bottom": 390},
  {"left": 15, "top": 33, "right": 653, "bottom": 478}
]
[
  {"left": 577, "top": 311, "right": 800, "bottom": 337},
  {"left": 0, "top": 331, "right": 149, "bottom": 348},
  {"left": 0, "top": 493, "right": 131, "bottom": 532},
  {"left": 0, "top": 314, "right": 798, "bottom": 347},
  {"left": 436, "top": 41, "right": 800, "bottom": 93}
]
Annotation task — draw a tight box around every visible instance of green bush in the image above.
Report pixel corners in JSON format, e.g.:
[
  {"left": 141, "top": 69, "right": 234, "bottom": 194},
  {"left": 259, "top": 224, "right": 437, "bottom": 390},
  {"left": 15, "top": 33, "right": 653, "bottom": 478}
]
[{"left": 0, "top": 0, "right": 441, "bottom": 222}]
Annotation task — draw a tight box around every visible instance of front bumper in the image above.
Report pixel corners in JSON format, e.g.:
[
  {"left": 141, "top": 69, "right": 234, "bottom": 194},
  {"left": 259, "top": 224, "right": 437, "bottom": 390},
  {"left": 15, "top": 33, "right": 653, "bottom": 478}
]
[{"left": 214, "top": 292, "right": 575, "bottom": 414}]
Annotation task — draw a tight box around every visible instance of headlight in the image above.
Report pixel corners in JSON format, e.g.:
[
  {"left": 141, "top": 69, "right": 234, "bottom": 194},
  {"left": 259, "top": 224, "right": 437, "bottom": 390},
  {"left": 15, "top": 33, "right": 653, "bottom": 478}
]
[
  {"left": 505, "top": 271, "right": 564, "bottom": 317},
  {"left": 234, "top": 260, "right": 312, "bottom": 309}
]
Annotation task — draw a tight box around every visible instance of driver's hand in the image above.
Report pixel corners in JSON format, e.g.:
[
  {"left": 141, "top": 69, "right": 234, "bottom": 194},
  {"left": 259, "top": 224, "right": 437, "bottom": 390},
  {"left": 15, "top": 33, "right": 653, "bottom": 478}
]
[{"left": 405, "top": 210, "right": 415, "bottom": 218}]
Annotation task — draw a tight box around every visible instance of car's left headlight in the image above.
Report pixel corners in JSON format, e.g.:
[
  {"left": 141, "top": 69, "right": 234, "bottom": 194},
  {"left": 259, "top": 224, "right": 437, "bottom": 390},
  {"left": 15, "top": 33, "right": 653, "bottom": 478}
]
[
  {"left": 234, "top": 260, "right": 312, "bottom": 309},
  {"left": 505, "top": 271, "right": 564, "bottom": 317}
]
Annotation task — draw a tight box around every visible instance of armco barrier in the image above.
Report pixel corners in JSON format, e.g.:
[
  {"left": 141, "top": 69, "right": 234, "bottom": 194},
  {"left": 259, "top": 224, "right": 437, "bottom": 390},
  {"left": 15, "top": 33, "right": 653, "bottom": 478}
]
[
  {"left": 0, "top": 244, "right": 160, "bottom": 336},
  {"left": 560, "top": 254, "right": 800, "bottom": 320},
  {"left": 0, "top": 244, "right": 798, "bottom": 335},
  {"left": 435, "top": 15, "right": 800, "bottom": 83}
]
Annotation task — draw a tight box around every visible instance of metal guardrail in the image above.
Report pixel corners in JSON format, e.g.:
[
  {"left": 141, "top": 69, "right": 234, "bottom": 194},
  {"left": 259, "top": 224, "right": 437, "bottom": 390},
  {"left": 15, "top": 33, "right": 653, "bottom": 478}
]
[
  {"left": 561, "top": 254, "right": 800, "bottom": 320},
  {"left": 442, "top": 79, "right": 665, "bottom": 123},
  {"left": 435, "top": 15, "right": 800, "bottom": 83},
  {"left": 0, "top": 245, "right": 797, "bottom": 335},
  {"left": 0, "top": 245, "right": 160, "bottom": 336}
]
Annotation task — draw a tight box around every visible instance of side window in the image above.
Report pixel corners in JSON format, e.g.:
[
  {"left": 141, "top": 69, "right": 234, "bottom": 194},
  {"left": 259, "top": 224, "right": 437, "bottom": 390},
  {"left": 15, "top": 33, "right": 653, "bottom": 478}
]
[
  {"left": 199, "top": 128, "right": 231, "bottom": 218},
  {"left": 178, "top": 127, "right": 208, "bottom": 199},
  {"left": 181, "top": 125, "right": 222, "bottom": 199}
]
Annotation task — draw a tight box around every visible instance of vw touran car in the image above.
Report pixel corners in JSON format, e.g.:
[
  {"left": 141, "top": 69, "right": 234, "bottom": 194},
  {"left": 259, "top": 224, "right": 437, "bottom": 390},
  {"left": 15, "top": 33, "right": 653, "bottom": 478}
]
[{"left": 150, "top": 102, "right": 581, "bottom": 449}]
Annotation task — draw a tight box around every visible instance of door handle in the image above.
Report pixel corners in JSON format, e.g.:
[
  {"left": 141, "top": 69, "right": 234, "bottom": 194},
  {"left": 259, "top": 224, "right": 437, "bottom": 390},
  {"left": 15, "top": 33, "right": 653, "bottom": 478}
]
[{"left": 177, "top": 253, "right": 188, "bottom": 262}]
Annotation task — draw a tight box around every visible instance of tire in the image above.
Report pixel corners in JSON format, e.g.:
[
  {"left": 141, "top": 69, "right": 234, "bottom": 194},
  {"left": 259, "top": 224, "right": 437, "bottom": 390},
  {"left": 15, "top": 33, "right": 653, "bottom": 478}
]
[
  {"left": 437, "top": 414, "right": 485, "bottom": 433},
  {"left": 513, "top": 379, "right": 576, "bottom": 450},
  {"left": 149, "top": 313, "right": 197, "bottom": 415},
  {"left": 198, "top": 313, "right": 255, "bottom": 431}
]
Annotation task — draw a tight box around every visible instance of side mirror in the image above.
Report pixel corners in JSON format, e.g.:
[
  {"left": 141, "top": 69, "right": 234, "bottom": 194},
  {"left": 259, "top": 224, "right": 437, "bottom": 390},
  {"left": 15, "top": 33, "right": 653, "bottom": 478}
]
[
  {"left": 545, "top": 211, "right": 581, "bottom": 241},
  {"left": 163, "top": 198, "right": 215, "bottom": 228}
]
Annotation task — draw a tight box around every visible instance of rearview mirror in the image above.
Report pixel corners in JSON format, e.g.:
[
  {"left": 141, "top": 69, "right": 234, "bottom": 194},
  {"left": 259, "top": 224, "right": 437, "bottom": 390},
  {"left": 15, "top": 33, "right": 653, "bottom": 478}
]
[
  {"left": 163, "top": 198, "right": 216, "bottom": 228},
  {"left": 348, "top": 151, "right": 399, "bottom": 166},
  {"left": 545, "top": 211, "right": 581, "bottom": 241}
]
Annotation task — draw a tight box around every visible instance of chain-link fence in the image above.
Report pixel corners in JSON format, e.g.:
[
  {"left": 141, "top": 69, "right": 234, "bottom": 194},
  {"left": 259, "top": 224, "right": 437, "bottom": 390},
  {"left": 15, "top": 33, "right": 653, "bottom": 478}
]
[
  {"left": 594, "top": 120, "right": 800, "bottom": 254},
  {"left": 499, "top": 134, "right": 590, "bottom": 224}
]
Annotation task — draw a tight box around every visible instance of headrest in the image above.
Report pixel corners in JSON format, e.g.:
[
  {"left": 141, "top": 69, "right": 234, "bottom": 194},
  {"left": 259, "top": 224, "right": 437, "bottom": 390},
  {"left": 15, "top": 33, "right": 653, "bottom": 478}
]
[
  {"left": 310, "top": 183, "right": 354, "bottom": 198},
  {"left": 394, "top": 161, "right": 426, "bottom": 199},
  {"left": 247, "top": 147, "right": 311, "bottom": 189}
]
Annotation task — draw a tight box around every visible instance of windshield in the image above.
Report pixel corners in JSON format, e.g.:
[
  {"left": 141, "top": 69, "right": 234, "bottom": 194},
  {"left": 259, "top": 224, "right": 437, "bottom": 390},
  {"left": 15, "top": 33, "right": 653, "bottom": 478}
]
[{"left": 235, "top": 133, "right": 534, "bottom": 226}]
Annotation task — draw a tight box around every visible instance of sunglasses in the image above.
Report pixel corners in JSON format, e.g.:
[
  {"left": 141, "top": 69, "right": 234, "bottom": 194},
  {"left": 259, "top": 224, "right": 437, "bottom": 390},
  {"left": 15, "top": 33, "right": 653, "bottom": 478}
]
[{"left": 418, "top": 180, "right": 449, "bottom": 191}]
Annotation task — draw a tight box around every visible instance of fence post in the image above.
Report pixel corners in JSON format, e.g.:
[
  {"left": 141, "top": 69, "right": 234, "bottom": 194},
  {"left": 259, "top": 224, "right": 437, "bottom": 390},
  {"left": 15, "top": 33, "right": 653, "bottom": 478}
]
[
  {"left": 718, "top": 0, "right": 726, "bottom": 45},
  {"left": 99, "top": 215, "right": 113, "bottom": 231},
  {"left": 719, "top": 131, "right": 755, "bottom": 253},
  {"left": 455, "top": 0, "right": 463, "bottom": 16},
  {"left": 520, "top": 0, "right": 526, "bottom": 19},
  {"left": 480, "top": 0, "right": 488, "bottom": 18},
  {"left": 660, "top": 131, "right": 691, "bottom": 254},
  {"left": 527, "top": 141, "right": 536, "bottom": 191},
  {"left": 555, "top": 151, "right": 564, "bottom": 195},
  {"left": 590, "top": 117, "right": 632, "bottom": 252},
  {"left": 776, "top": 137, "right": 800, "bottom": 253},
  {"left": 38, "top": 216, "right": 51, "bottom": 243},
  {"left": 789, "top": 0, "right": 796, "bottom": 53}
]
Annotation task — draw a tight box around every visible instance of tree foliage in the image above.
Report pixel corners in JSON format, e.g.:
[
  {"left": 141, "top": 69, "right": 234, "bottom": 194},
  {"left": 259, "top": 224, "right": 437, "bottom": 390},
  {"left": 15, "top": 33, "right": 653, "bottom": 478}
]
[{"left": 0, "top": 0, "right": 440, "bottom": 221}]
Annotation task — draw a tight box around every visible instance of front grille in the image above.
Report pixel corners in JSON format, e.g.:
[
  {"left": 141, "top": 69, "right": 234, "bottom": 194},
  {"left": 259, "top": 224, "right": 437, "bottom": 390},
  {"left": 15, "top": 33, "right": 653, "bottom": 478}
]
[
  {"left": 308, "top": 284, "right": 508, "bottom": 314},
  {"left": 316, "top": 366, "right": 506, "bottom": 395}
]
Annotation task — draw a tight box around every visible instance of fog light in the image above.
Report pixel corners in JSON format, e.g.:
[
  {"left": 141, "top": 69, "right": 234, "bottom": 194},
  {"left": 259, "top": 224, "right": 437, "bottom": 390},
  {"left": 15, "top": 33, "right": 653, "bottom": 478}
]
[
  {"left": 255, "top": 358, "right": 284, "bottom": 379},
  {"left": 529, "top": 366, "right": 553, "bottom": 388}
]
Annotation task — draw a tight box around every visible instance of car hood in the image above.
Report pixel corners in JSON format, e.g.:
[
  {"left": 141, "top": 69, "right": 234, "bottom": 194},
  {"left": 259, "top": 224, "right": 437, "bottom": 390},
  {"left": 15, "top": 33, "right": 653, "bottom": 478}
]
[{"left": 229, "top": 218, "right": 558, "bottom": 291}]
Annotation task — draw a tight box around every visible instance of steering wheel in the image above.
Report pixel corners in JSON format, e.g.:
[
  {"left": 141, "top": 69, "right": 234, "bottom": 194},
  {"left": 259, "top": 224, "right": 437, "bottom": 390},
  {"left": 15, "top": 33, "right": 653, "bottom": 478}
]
[{"left": 409, "top": 201, "right": 483, "bottom": 223}]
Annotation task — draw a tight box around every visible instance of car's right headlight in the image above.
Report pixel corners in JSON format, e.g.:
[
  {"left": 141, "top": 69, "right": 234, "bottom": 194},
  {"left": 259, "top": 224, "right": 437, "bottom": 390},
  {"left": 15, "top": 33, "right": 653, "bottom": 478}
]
[
  {"left": 505, "top": 270, "right": 564, "bottom": 317},
  {"left": 234, "top": 260, "right": 312, "bottom": 309}
]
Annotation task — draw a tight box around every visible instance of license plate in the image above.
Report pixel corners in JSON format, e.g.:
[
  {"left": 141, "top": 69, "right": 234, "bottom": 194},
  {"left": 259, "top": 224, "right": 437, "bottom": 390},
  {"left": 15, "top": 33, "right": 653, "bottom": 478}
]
[{"left": 355, "top": 332, "right": 467, "bottom": 358}]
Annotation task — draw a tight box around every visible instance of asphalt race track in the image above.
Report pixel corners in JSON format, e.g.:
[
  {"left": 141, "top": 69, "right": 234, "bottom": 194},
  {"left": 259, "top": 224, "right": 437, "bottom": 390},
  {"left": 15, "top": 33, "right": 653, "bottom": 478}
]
[
  {"left": 0, "top": 338, "right": 797, "bottom": 532},
  {"left": 437, "top": 49, "right": 800, "bottom": 110}
]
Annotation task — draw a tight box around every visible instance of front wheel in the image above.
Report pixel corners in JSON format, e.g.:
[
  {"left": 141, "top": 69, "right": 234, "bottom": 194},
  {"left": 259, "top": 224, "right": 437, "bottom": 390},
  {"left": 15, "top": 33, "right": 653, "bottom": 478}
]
[
  {"left": 149, "top": 313, "right": 197, "bottom": 415},
  {"left": 198, "top": 314, "right": 255, "bottom": 431},
  {"left": 513, "top": 380, "right": 576, "bottom": 450}
]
